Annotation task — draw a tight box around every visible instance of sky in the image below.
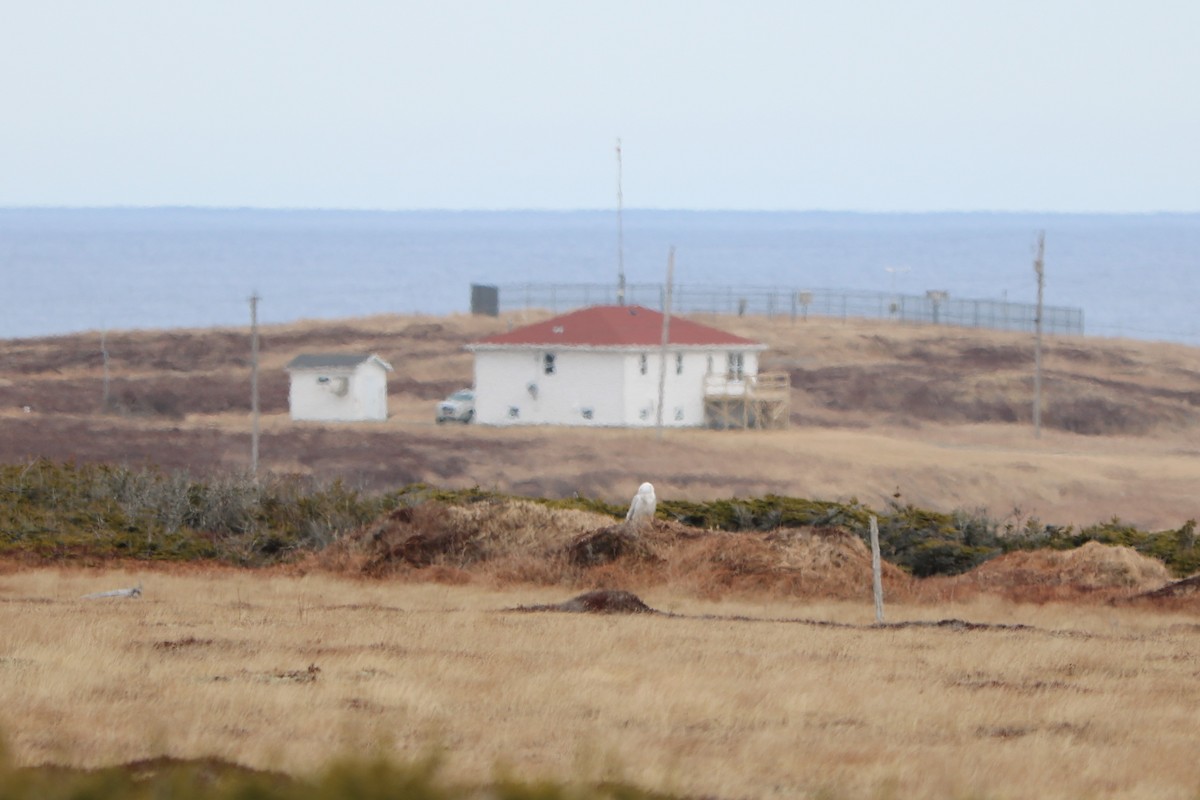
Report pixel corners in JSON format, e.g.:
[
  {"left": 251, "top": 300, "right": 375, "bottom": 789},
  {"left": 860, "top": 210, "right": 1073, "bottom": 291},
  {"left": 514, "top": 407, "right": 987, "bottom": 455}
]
[{"left": 2, "top": 0, "right": 1198, "bottom": 212}]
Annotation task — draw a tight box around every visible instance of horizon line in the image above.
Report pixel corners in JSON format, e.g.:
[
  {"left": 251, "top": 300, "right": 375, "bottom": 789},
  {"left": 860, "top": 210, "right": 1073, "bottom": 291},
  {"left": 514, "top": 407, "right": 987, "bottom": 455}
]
[{"left": 1, "top": 204, "right": 1198, "bottom": 216}]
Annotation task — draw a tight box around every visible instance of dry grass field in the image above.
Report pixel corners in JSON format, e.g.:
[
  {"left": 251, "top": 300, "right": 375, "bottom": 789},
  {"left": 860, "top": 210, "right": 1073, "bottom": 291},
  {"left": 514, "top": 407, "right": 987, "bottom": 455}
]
[
  {"left": 3, "top": 311, "right": 1200, "bottom": 531},
  {"left": 5, "top": 312, "right": 1200, "bottom": 795},
  {"left": 3, "top": 568, "right": 1200, "bottom": 799}
]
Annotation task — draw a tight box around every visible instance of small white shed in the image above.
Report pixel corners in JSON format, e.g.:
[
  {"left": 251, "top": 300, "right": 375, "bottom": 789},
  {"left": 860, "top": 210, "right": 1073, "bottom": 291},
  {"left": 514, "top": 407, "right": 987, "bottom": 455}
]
[
  {"left": 466, "top": 305, "right": 771, "bottom": 427},
  {"left": 285, "top": 353, "right": 392, "bottom": 422}
]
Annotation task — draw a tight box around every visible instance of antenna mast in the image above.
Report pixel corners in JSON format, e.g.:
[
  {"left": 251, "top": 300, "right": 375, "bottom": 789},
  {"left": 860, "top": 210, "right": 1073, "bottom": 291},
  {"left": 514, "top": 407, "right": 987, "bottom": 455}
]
[{"left": 616, "top": 138, "right": 626, "bottom": 306}]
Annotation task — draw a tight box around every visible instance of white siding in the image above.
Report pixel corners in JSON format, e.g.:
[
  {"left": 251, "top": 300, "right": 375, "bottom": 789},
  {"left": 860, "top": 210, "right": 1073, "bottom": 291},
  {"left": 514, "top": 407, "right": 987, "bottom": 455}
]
[
  {"left": 288, "top": 362, "right": 389, "bottom": 422},
  {"left": 622, "top": 349, "right": 739, "bottom": 427},
  {"left": 473, "top": 346, "right": 759, "bottom": 427},
  {"left": 474, "top": 349, "right": 626, "bottom": 425},
  {"left": 352, "top": 362, "right": 389, "bottom": 420}
]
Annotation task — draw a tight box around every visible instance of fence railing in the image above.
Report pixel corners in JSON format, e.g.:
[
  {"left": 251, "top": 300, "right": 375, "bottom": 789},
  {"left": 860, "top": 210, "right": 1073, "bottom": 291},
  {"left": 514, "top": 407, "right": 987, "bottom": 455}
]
[
  {"left": 495, "top": 283, "right": 1084, "bottom": 336},
  {"left": 703, "top": 372, "right": 791, "bottom": 399}
]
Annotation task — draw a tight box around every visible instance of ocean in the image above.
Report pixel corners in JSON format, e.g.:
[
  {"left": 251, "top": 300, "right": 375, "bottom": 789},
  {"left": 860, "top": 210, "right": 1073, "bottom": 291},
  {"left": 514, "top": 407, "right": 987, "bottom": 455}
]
[{"left": 1, "top": 208, "right": 1198, "bottom": 344}]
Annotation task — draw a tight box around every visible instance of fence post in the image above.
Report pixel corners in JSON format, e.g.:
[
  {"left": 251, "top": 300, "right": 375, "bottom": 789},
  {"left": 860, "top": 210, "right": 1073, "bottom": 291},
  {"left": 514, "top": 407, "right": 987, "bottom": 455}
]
[{"left": 870, "top": 515, "right": 884, "bottom": 624}]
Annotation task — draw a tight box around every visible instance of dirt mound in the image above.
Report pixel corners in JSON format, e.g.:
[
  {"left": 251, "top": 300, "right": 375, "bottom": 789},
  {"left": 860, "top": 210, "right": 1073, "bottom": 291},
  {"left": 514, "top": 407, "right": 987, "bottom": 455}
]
[
  {"left": 316, "top": 498, "right": 1177, "bottom": 605},
  {"left": 316, "top": 498, "right": 909, "bottom": 600},
  {"left": 566, "top": 523, "right": 662, "bottom": 567},
  {"left": 318, "top": 498, "right": 616, "bottom": 579},
  {"left": 1138, "top": 573, "right": 1200, "bottom": 600},
  {"left": 513, "top": 589, "right": 658, "bottom": 614},
  {"left": 1123, "top": 573, "right": 1200, "bottom": 609},
  {"left": 923, "top": 541, "right": 1172, "bottom": 602},
  {"left": 668, "top": 525, "right": 912, "bottom": 600}
]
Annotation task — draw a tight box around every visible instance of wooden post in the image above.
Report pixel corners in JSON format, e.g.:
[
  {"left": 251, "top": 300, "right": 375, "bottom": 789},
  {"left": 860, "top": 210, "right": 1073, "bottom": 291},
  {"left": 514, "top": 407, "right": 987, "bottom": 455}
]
[
  {"left": 870, "top": 515, "right": 884, "bottom": 624},
  {"left": 1033, "top": 232, "right": 1045, "bottom": 439},
  {"left": 250, "top": 292, "right": 261, "bottom": 476},
  {"left": 656, "top": 247, "right": 674, "bottom": 439}
]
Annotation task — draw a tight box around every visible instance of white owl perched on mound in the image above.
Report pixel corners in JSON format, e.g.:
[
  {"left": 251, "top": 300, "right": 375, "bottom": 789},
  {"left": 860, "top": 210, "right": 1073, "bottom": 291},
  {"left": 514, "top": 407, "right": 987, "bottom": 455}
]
[{"left": 625, "top": 482, "right": 657, "bottom": 528}]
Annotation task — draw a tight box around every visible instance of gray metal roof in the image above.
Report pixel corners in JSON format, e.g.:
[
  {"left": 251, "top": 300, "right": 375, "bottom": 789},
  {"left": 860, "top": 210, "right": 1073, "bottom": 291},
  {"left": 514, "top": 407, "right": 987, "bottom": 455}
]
[{"left": 285, "top": 353, "right": 392, "bottom": 371}]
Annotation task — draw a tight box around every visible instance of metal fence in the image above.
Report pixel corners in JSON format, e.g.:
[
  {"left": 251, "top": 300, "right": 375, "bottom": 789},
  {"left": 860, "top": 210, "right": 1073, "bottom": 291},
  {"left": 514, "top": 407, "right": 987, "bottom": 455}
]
[{"left": 494, "top": 283, "right": 1084, "bottom": 337}]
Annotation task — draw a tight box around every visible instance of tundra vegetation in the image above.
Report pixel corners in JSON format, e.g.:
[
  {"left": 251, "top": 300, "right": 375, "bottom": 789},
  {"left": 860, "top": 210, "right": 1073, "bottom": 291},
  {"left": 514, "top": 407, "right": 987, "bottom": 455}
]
[
  {"left": 3, "top": 460, "right": 1198, "bottom": 578},
  {"left": 5, "top": 313, "right": 1200, "bottom": 797},
  {"left": 3, "top": 570, "right": 1200, "bottom": 800},
  {"left": 2, "top": 466, "right": 1199, "bottom": 798}
]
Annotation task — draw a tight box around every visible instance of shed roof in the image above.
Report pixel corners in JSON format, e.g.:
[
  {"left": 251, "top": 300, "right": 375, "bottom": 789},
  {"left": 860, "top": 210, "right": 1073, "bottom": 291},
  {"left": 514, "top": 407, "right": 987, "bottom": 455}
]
[
  {"left": 285, "top": 353, "right": 393, "bottom": 371},
  {"left": 470, "top": 305, "right": 764, "bottom": 349}
]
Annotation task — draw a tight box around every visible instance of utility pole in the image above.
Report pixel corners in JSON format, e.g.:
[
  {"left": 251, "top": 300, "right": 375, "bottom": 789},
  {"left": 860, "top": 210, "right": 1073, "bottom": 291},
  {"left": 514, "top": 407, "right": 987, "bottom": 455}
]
[
  {"left": 656, "top": 247, "right": 674, "bottom": 439},
  {"left": 1033, "top": 232, "right": 1045, "bottom": 439},
  {"left": 616, "top": 138, "right": 626, "bottom": 306},
  {"left": 249, "top": 292, "right": 261, "bottom": 475},
  {"left": 101, "top": 329, "right": 110, "bottom": 411}
]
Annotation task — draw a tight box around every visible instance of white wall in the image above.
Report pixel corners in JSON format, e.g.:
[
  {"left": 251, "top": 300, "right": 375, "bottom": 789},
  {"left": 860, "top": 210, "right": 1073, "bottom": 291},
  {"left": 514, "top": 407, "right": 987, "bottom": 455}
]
[
  {"left": 288, "top": 363, "right": 389, "bottom": 422},
  {"left": 474, "top": 346, "right": 759, "bottom": 427},
  {"left": 352, "top": 362, "right": 389, "bottom": 420},
  {"left": 474, "top": 349, "right": 626, "bottom": 425},
  {"left": 622, "top": 349, "right": 738, "bottom": 427}
]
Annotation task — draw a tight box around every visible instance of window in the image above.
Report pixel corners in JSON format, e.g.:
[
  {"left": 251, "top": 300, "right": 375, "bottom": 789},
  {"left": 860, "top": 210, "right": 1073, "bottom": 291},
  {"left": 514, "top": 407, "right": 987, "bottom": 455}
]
[
  {"left": 543, "top": 352, "right": 556, "bottom": 375},
  {"left": 675, "top": 353, "right": 684, "bottom": 375},
  {"left": 581, "top": 407, "right": 594, "bottom": 420},
  {"left": 706, "top": 355, "right": 714, "bottom": 374},
  {"left": 728, "top": 352, "right": 745, "bottom": 381},
  {"left": 674, "top": 407, "right": 684, "bottom": 421},
  {"left": 317, "top": 375, "right": 348, "bottom": 396},
  {"left": 639, "top": 353, "right": 648, "bottom": 375},
  {"left": 507, "top": 406, "right": 520, "bottom": 419}
]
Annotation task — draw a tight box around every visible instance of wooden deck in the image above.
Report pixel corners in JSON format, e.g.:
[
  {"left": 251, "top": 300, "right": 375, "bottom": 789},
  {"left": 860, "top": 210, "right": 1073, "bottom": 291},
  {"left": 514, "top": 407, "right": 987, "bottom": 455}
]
[{"left": 702, "top": 372, "right": 790, "bottom": 429}]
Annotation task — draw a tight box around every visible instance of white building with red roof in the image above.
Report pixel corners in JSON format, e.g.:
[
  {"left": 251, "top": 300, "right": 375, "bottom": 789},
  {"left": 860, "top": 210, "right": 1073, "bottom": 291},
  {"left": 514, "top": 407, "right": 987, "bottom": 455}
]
[{"left": 466, "top": 305, "right": 776, "bottom": 427}]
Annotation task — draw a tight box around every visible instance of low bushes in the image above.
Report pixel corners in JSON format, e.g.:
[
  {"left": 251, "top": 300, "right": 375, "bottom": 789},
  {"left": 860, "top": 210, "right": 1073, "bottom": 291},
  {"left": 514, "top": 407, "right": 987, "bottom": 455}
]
[
  {"left": 2, "top": 459, "right": 1197, "bottom": 578},
  {"left": 0, "top": 750, "right": 672, "bottom": 800},
  {"left": 0, "top": 460, "right": 395, "bottom": 564}
]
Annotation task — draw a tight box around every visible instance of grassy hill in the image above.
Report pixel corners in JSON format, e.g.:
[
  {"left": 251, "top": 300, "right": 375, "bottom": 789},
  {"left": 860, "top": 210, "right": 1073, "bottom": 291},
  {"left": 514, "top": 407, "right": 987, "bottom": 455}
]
[{"left": 2, "top": 311, "right": 1199, "bottom": 531}]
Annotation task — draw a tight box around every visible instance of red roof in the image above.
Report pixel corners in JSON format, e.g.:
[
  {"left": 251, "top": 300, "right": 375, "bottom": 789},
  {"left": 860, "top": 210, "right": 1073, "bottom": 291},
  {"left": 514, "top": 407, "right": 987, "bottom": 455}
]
[{"left": 472, "top": 305, "right": 763, "bottom": 349}]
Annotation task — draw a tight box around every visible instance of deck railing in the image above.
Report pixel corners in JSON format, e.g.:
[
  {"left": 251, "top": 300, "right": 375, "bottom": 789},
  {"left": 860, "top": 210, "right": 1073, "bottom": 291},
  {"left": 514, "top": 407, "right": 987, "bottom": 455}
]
[{"left": 703, "top": 372, "right": 791, "bottom": 398}]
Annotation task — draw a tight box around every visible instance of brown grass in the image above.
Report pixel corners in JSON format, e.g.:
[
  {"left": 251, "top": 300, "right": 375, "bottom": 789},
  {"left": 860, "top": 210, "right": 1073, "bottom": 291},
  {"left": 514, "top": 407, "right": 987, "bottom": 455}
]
[
  {"left": 4, "top": 568, "right": 1200, "bottom": 799},
  {"left": 6, "top": 313, "right": 1200, "bottom": 796},
  {"left": 917, "top": 541, "right": 1175, "bottom": 604},
  {"left": 4, "top": 312, "right": 1200, "bottom": 530},
  {"left": 306, "top": 495, "right": 1187, "bottom": 610},
  {"left": 310, "top": 501, "right": 925, "bottom": 603}
]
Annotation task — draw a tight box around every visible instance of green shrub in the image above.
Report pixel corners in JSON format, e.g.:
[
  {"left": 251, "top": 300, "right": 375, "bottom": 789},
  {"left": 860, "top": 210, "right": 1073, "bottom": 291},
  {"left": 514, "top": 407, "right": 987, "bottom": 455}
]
[
  {"left": 2, "top": 460, "right": 1197, "bottom": 579},
  {"left": 0, "top": 748, "right": 676, "bottom": 800}
]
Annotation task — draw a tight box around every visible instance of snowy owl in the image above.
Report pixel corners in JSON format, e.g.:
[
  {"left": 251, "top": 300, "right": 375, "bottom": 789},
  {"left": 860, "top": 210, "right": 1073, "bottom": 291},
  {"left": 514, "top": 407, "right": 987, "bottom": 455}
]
[{"left": 625, "top": 482, "right": 657, "bottom": 527}]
